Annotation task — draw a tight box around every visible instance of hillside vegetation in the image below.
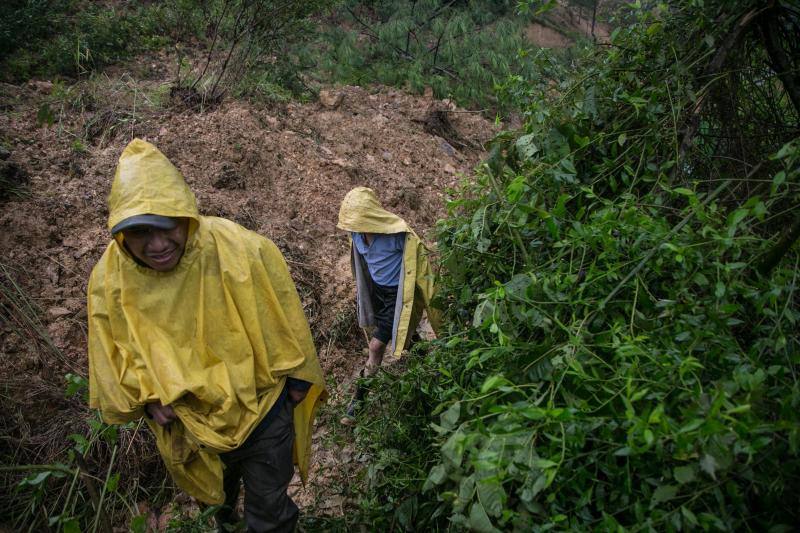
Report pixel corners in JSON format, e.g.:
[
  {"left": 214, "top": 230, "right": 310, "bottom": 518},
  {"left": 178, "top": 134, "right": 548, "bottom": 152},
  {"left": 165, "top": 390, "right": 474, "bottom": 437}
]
[
  {"left": 349, "top": 0, "right": 800, "bottom": 530},
  {"left": 1, "top": 0, "right": 798, "bottom": 531}
]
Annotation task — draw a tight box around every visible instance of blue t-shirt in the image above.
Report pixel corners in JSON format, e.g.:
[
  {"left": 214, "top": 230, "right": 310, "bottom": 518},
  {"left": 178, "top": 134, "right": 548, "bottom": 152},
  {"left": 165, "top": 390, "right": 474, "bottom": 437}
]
[{"left": 352, "top": 232, "right": 405, "bottom": 287}]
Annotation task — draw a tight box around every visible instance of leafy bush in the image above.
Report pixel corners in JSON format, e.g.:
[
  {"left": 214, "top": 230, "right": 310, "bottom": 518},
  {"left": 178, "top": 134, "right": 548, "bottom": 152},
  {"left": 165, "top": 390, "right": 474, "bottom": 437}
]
[
  {"left": 304, "top": 0, "right": 577, "bottom": 110},
  {"left": 0, "top": 1, "right": 174, "bottom": 81},
  {"left": 171, "top": 0, "right": 331, "bottom": 104},
  {"left": 353, "top": 0, "right": 800, "bottom": 530}
]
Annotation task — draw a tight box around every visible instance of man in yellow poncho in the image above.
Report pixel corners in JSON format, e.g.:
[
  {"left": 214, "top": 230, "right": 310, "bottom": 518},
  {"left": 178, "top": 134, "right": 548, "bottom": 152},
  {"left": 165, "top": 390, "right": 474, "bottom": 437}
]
[
  {"left": 337, "top": 187, "right": 441, "bottom": 424},
  {"left": 88, "top": 139, "right": 327, "bottom": 532}
]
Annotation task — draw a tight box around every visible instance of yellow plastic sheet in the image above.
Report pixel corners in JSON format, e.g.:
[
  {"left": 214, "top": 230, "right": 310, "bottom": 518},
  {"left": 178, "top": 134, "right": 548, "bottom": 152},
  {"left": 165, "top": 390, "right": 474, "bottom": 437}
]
[
  {"left": 88, "top": 139, "right": 327, "bottom": 503},
  {"left": 337, "top": 187, "right": 441, "bottom": 356}
]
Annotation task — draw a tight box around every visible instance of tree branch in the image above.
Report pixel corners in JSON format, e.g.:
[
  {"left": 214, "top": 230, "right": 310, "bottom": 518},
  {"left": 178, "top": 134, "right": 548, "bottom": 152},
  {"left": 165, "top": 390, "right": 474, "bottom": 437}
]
[
  {"left": 673, "top": 8, "right": 761, "bottom": 179},
  {"left": 758, "top": 210, "right": 800, "bottom": 276},
  {"left": 758, "top": 7, "right": 800, "bottom": 122}
]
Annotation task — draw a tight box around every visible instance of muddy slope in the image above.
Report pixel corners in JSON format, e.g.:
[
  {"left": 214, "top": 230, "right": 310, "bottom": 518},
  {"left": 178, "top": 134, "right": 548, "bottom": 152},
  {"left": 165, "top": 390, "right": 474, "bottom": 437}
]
[{"left": 0, "top": 73, "right": 494, "bottom": 517}]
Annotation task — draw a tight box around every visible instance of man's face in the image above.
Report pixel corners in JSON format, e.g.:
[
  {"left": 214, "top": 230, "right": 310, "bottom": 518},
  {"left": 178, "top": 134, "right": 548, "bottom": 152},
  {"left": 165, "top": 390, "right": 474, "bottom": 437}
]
[{"left": 122, "top": 219, "right": 190, "bottom": 272}]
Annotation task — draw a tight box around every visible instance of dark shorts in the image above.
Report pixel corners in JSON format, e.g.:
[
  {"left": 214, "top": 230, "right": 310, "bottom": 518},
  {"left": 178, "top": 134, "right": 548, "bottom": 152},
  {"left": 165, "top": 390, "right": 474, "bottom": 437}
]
[{"left": 371, "top": 282, "right": 398, "bottom": 344}]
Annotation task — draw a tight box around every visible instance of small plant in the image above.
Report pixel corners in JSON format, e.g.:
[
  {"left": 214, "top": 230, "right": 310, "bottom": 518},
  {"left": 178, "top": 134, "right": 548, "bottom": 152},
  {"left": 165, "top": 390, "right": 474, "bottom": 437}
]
[
  {"left": 2, "top": 372, "right": 129, "bottom": 531},
  {"left": 165, "top": 504, "right": 220, "bottom": 533},
  {"left": 71, "top": 139, "right": 87, "bottom": 154}
]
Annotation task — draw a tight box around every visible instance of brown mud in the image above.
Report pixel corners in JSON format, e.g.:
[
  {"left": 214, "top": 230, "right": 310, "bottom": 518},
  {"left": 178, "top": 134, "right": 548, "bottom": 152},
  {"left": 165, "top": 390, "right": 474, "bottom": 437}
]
[
  {"left": 0, "top": 63, "right": 495, "bottom": 524},
  {"left": 524, "top": 0, "right": 611, "bottom": 48}
]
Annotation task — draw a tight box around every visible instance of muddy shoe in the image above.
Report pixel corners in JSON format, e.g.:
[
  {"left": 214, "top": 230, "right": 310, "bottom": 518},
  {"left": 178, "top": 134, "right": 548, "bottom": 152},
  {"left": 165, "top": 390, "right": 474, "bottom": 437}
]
[
  {"left": 341, "top": 375, "right": 368, "bottom": 425},
  {"left": 340, "top": 398, "right": 358, "bottom": 426}
]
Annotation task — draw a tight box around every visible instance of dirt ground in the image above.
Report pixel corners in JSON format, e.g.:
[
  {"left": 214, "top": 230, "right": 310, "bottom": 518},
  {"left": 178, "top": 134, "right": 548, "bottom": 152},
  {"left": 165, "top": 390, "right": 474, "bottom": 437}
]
[
  {"left": 524, "top": 1, "right": 611, "bottom": 48},
  {"left": 0, "top": 57, "right": 495, "bottom": 525}
]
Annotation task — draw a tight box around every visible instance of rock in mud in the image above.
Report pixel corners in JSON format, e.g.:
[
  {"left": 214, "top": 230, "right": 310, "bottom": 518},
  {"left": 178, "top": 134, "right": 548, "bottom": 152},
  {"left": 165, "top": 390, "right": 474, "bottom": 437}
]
[{"left": 319, "top": 89, "right": 344, "bottom": 108}]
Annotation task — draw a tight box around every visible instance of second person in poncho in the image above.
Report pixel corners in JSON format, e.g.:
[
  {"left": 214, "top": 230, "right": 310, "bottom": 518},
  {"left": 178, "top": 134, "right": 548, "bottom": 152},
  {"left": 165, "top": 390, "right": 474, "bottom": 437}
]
[{"left": 337, "top": 187, "right": 441, "bottom": 424}]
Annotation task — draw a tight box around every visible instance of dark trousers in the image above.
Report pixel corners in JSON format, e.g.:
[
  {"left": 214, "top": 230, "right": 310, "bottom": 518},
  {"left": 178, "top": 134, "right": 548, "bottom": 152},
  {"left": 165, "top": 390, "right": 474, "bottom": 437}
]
[{"left": 217, "top": 399, "right": 298, "bottom": 533}]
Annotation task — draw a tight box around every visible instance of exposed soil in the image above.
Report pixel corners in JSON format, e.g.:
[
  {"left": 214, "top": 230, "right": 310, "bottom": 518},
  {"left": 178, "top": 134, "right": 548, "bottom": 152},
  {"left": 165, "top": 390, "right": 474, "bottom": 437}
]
[
  {"left": 0, "top": 60, "right": 495, "bottom": 524},
  {"left": 524, "top": 0, "right": 611, "bottom": 48}
]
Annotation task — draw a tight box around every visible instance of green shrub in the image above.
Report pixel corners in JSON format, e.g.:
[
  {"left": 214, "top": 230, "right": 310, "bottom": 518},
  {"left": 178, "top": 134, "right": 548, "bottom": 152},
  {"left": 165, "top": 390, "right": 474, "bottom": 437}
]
[
  {"left": 303, "top": 0, "right": 571, "bottom": 110},
  {"left": 0, "top": 1, "right": 177, "bottom": 81},
  {"left": 353, "top": 0, "right": 800, "bottom": 530}
]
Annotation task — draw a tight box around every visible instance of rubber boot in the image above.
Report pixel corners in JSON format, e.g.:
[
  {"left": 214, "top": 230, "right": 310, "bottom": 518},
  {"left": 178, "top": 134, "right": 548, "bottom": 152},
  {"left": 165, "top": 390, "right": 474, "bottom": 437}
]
[{"left": 340, "top": 371, "right": 367, "bottom": 426}]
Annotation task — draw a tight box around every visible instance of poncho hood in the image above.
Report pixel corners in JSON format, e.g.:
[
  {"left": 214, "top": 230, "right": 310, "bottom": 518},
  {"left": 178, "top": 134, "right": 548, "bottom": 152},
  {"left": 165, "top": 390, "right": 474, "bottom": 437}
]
[
  {"left": 337, "top": 186, "right": 410, "bottom": 234},
  {"left": 107, "top": 138, "right": 199, "bottom": 232},
  {"left": 89, "top": 139, "right": 326, "bottom": 503}
]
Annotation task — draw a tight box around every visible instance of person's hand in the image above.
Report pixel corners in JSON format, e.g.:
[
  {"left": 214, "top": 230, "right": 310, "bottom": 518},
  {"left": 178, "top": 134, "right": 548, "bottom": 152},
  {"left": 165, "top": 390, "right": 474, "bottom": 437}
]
[
  {"left": 145, "top": 401, "right": 177, "bottom": 426},
  {"left": 288, "top": 388, "right": 308, "bottom": 405}
]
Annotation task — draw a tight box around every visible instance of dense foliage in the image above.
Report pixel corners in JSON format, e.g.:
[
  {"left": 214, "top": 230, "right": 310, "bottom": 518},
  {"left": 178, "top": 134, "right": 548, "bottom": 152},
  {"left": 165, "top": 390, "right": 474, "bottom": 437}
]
[
  {"left": 355, "top": 0, "right": 800, "bottom": 530},
  {"left": 0, "top": 0, "right": 173, "bottom": 81},
  {"left": 0, "top": 0, "right": 329, "bottom": 102},
  {"left": 301, "top": 0, "right": 578, "bottom": 109}
]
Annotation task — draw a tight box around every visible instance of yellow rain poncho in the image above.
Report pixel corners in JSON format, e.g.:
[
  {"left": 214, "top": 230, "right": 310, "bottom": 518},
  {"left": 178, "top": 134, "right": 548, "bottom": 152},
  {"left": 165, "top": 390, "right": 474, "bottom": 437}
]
[
  {"left": 88, "top": 139, "right": 326, "bottom": 504},
  {"left": 337, "top": 187, "right": 441, "bottom": 357}
]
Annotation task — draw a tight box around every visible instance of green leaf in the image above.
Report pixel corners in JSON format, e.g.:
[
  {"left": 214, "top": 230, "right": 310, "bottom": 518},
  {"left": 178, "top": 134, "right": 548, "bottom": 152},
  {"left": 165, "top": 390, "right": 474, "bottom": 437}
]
[
  {"left": 480, "top": 374, "right": 507, "bottom": 394},
  {"left": 473, "top": 299, "right": 494, "bottom": 327},
  {"left": 477, "top": 479, "right": 505, "bottom": 517},
  {"left": 468, "top": 501, "right": 499, "bottom": 533},
  {"left": 700, "top": 454, "right": 717, "bottom": 480},
  {"left": 19, "top": 471, "right": 51, "bottom": 487},
  {"left": 441, "top": 402, "right": 461, "bottom": 430},
  {"left": 773, "top": 141, "right": 796, "bottom": 159},
  {"left": 69, "top": 433, "right": 90, "bottom": 454},
  {"left": 62, "top": 519, "right": 81, "bottom": 533},
  {"left": 726, "top": 208, "right": 748, "bottom": 229},
  {"left": 441, "top": 430, "right": 466, "bottom": 467},
  {"left": 471, "top": 206, "right": 488, "bottom": 239},
  {"left": 130, "top": 515, "right": 147, "bottom": 533},
  {"left": 534, "top": 0, "right": 557, "bottom": 15},
  {"left": 396, "top": 496, "right": 417, "bottom": 531},
  {"left": 681, "top": 506, "right": 699, "bottom": 526},
  {"left": 505, "top": 274, "right": 532, "bottom": 298},
  {"left": 715, "top": 281, "right": 725, "bottom": 298},
  {"left": 617, "top": 133, "right": 627, "bottom": 146},
  {"left": 65, "top": 373, "right": 88, "bottom": 399},
  {"left": 651, "top": 484, "right": 678, "bottom": 506},
  {"left": 423, "top": 464, "right": 448, "bottom": 490},
  {"left": 36, "top": 103, "right": 55, "bottom": 127},
  {"left": 106, "top": 472, "right": 120, "bottom": 493},
  {"left": 506, "top": 175, "right": 526, "bottom": 202},
  {"left": 457, "top": 474, "right": 476, "bottom": 511},
  {"left": 516, "top": 134, "right": 539, "bottom": 159},
  {"left": 678, "top": 419, "right": 703, "bottom": 434},
  {"left": 531, "top": 458, "right": 557, "bottom": 469},
  {"left": 674, "top": 331, "right": 691, "bottom": 342},
  {"left": 674, "top": 465, "right": 695, "bottom": 484},
  {"left": 560, "top": 157, "right": 576, "bottom": 175}
]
